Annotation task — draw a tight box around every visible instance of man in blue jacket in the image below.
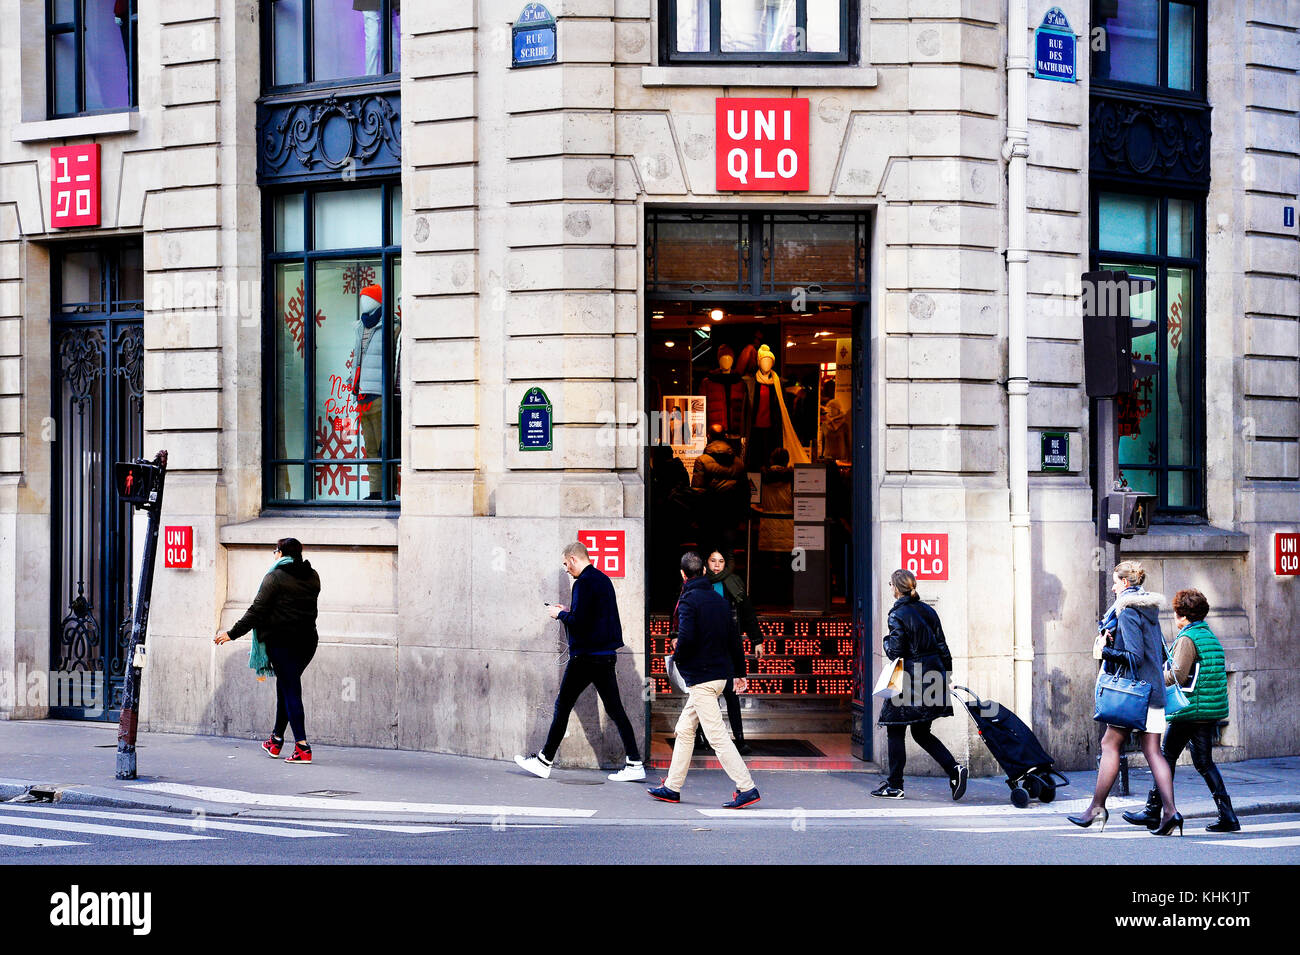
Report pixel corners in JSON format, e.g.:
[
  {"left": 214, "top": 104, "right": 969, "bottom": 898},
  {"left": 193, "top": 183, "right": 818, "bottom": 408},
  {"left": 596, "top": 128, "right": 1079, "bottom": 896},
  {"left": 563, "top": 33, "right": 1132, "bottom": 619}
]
[
  {"left": 515, "top": 541, "right": 646, "bottom": 782},
  {"left": 648, "top": 551, "right": 760, "bottom": 808}
]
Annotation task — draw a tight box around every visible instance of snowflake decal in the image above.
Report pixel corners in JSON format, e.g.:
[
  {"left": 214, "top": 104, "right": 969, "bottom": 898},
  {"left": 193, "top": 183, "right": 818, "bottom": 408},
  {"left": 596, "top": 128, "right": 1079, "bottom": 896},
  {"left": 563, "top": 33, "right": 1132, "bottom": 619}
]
[
  {"left": 342, "top": 265, "right": 377, "bottom": 296},
  {"left": 1116, "top": 355, "right": 1156, "bottom": 438},
  {"left": 314, "top": 414, "right": 364, "bottom": 497},
  {"left": 284, "top": 281, "right": 325, "bottom": 356},
  {"left": 1168, "top": 292, "right": 1184, "bottom": 350}
]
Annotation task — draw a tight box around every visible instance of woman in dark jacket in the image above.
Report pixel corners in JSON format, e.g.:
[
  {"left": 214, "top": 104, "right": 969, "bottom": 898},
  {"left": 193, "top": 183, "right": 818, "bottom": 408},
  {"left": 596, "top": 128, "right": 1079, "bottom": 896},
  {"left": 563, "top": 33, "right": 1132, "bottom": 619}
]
[
  {"left": 215, "top": 538, "right": 322, "bottom": 764},
  {"left": 706, "top": 550, "right": 760, "bottom": 755},
  {"left": 1068, "top": 561, "right": 1181, "bottom": 834},
  {"left": 873, "top": 569, "right": 967, "bottom": 800},
  {"left": 1122, "top": 588, "right": 1238, "bottom": 833}
]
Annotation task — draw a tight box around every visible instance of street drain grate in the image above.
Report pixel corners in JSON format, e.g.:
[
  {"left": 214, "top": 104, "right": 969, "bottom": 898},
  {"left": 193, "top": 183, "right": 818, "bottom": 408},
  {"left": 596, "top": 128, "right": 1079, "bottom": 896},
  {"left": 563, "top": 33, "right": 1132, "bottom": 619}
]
[
  {"left": 552, "top": 778, "right": 606, "bottom": 786},
  {"left": 299, "top": 790, "right": 358, "bottom": 797}
]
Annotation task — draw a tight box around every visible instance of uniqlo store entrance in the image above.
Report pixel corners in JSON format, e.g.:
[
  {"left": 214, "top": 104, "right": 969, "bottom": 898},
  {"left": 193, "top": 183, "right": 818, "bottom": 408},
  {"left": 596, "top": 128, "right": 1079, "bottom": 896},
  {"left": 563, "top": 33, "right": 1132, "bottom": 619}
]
[{"left": 643, "top": 209, "right": 872, "bottom": 769}]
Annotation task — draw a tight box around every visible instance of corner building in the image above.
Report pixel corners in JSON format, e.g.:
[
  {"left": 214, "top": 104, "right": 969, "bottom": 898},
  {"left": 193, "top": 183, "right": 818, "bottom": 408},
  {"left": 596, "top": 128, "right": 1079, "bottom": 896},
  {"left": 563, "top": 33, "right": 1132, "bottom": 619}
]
[{"left": 1, "top": 1, "right": 1297, "bottom": 775}]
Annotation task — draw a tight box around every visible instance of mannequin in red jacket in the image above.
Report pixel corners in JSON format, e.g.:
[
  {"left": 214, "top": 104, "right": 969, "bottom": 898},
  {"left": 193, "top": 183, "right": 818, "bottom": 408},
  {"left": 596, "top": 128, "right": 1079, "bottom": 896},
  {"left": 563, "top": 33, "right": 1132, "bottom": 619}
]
[{"left": 702, "top": 345, "right": 749, "bottom": 439}]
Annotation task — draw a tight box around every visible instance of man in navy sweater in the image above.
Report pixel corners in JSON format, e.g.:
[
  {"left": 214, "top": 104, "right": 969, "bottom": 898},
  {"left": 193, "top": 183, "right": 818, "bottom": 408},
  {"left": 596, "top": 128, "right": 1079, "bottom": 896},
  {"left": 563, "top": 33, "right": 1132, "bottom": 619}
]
[
  {"left": 515, "top": 541, "right": 646, "bottom": 782},
  {"left": 647, "top": 551, "right": 760, "bottom": 808}
]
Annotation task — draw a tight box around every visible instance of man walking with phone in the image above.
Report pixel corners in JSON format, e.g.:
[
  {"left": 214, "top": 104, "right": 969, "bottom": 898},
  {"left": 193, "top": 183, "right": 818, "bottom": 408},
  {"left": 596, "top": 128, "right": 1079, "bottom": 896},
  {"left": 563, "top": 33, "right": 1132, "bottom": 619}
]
[
  {"left": 648, "top": 551, "right": 760, "bottom": 808},
  {"left": 515, "top": 541, "right": 646, "bottom": 782}
]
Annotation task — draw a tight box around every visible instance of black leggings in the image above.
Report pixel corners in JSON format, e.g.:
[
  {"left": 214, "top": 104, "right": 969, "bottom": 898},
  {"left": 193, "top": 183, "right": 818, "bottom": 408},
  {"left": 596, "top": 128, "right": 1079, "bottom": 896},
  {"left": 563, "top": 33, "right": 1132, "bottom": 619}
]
[
  {"left": 1163, "top": 720, "right": 1230, "bottom": 796},
  {"left": 268, "top": 639, "right": 318, "bottom": 743},
  {"left": 542, "top": 655, "right": 641, "bottom": 763},
  {"left": 886, "top": 721, "right": 957, "bottom": 789}
]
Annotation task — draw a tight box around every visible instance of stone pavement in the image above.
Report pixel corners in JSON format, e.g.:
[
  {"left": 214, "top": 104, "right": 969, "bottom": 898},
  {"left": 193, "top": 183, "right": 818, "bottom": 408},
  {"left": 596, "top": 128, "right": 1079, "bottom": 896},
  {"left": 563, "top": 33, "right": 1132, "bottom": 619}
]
[{"left": 2, "top": 719, "right": 1297, "bottom": 826}]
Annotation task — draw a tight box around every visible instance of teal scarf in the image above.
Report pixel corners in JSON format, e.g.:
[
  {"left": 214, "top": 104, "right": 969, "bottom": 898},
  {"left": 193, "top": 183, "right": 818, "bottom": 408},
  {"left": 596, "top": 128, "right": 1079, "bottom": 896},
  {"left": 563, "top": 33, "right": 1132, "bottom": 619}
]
[{"left": 249, "top": 557, "right": 293, "bottom": 680}]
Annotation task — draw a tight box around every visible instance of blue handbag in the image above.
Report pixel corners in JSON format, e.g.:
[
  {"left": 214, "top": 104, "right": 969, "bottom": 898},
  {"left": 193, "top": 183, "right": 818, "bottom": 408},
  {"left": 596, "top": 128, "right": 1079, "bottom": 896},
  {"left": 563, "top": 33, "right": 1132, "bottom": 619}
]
[
  {"left": 1162, "top": 639, "right": 1190, "bottom": 717},
  {"left": 1094, "top": 660, "right": 1150, "bottom": 730}
]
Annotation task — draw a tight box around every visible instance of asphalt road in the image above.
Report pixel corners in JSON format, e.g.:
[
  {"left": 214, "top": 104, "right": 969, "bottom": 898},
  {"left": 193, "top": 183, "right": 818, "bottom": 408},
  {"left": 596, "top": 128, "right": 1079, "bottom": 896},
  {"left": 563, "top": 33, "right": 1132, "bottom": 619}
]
[{"left": 1, "top": 803, "right": 1297, "bottom": 866}]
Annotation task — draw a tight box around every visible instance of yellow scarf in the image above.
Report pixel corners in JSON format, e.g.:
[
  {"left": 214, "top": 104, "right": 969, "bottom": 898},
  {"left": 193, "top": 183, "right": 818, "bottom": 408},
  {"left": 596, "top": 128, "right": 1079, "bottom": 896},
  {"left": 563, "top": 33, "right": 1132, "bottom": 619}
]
[{"left": 754, "top": 369, "right": 810, "bottom": 465}]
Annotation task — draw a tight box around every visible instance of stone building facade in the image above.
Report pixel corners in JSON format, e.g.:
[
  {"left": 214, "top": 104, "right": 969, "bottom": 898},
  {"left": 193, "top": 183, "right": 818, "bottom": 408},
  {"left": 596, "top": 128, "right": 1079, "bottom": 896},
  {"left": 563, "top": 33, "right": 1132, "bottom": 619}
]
[{"left": 1, "top": 0, "right": 1297, "bottom": 774}]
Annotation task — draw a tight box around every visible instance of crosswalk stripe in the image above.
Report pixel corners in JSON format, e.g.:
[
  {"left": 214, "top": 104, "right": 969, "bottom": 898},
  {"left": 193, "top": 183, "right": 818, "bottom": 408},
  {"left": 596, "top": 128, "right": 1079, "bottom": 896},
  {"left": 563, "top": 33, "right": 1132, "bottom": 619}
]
[
  {"left": 0, "top": 833, "right": 86, "bottom": 849},
  {"left": 933, "top": 825, "right": 1064, "bottom": 833},
  {"left": 0, "top": 812, "right": 216, "bottom": 842},
  {"left": 230, "top": 817, "right": 457, "bottom": 834},
  {"left": 128, "top": 782, "right": 598, "bottom": 818},
  {"left": 2, "top": 806, "right": 336, "bottom": 839},
  {"left": 1190, "top": 836, "right": 1300, "bottom": 849}
]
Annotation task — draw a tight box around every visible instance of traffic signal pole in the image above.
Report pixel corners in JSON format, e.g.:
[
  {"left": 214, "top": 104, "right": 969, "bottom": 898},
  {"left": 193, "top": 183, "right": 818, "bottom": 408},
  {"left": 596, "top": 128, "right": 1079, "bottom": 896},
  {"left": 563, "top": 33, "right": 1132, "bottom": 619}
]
[{"left": 115, "top": 449, "right": 168, "bottom": 780}]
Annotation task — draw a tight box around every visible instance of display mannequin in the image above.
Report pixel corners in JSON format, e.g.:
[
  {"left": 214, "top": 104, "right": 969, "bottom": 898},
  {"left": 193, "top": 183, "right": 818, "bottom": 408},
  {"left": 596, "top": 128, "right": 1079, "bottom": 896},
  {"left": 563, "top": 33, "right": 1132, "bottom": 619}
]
[
  {"left": 745, "top": 345, "right": 809, "bottom": 469},
  {"left": 352, "top": 284, "right": 385, "bottom": 498},
  {"left": 702, "top": 345, "right": 750, "bottom": 438}
]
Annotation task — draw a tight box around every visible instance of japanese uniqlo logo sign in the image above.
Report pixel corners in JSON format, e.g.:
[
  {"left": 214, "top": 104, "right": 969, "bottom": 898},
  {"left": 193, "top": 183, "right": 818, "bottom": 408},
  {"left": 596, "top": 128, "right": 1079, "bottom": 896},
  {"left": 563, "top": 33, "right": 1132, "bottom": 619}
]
[
  {"left": 902, "top": 533, "right": 948, "bottom": 581},
  {"left": 1275, "top": 532, "right": 1300, "bottom": 576},
  {"left": 164, "top": 526, "right": 194, "bottom": 569},
  {"left": 578, "top": 530, "right": 626, "bottom": 578},
  {"left": 50, "top": 144, "right": 101, "bottom": 228},
  {"left": 715, "top": 97, "right": 809, "bottom": 191}
]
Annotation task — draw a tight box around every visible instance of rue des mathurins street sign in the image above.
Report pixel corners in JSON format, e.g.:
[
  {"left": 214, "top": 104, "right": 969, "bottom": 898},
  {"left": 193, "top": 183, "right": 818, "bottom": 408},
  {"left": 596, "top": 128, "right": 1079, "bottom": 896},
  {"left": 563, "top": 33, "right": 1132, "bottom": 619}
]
[
  {"left": 1034, "top": 6, "right": 1076, "bottom": 83},
  {"left": 519, "top": 387, "right": 553, "bottom": 451},
  {"left": 512, "top": 3, "right": 557, "bottom": 67}
]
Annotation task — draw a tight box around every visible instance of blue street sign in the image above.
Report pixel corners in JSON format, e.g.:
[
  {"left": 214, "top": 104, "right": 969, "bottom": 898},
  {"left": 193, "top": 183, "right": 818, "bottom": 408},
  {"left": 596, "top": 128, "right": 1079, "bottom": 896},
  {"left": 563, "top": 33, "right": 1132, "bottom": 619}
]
[
  {"left": 512, "top": 3, "right": 557, "bottom": 68},
  {"left": 1041, "top": 431, "right": 1070, "bottom": 472},
  {"left": 1034, "top": 7, "right": 1076, "bottom": 83},
  {"left": 1286, "top": 206, "right": 1296, "bottom": 229},
  {"left": 519, "top": 387, "right": 553, "bottom": 451}
]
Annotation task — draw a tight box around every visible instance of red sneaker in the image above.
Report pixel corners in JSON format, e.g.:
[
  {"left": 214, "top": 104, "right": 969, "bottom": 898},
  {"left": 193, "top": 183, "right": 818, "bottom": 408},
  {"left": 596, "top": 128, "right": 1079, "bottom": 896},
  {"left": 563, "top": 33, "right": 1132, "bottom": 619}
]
[
  {"left": 284, "top": 743, "right": 312, "bottom": 764},
  {"left": 261, "top": 736, "right": 283, "bottom": 758}
]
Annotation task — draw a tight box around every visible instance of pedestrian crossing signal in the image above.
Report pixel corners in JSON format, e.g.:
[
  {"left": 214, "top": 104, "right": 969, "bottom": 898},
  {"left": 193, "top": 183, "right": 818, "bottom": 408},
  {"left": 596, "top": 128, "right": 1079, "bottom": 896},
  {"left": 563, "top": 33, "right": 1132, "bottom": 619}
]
[{"left": 115, "top": 461, "right": 159, "bottom": 508}]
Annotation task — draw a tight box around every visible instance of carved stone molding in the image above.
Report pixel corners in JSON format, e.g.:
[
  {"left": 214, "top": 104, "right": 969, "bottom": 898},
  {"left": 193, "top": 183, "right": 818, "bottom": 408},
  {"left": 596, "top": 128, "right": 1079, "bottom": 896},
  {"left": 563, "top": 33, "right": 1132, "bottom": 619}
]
[
  {"left": 1090, "top": 95, "right": 1211, "bottom": 190},
  {"left": 257, "top": 88, "right": 401, "bottom": 185}
]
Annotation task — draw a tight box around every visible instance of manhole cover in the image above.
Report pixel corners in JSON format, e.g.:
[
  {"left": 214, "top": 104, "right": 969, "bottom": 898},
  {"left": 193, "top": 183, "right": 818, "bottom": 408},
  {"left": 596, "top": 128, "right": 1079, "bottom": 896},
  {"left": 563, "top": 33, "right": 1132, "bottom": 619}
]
[
  {"left": 299, "top": 790, "right": 358, "bottom": 797},
  {"left": 552, "top": 778, "right": 606, "bottom": 786},
  {"left": 95, "top": 744, "right": 141, "bottom": 748}
]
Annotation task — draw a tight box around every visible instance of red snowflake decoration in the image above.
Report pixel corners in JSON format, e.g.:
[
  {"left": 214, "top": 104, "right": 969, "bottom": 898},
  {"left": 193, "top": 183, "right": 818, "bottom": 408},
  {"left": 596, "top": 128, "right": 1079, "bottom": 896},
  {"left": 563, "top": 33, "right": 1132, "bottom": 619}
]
[
  {"left": 1168, "top": 292, "right": 1184, "bottom": 350},
  {"left": 342, "top": 265, "right": 377, "bottom": 296},
  {"left": 313, "top": 414, "right": 364, "bottom": 497},
  {"left": 284, "top": 281, "right": 325, "bottom": 356},
  {"left": 1117, "top": 356, "right": 1156, "bottom": 438}
]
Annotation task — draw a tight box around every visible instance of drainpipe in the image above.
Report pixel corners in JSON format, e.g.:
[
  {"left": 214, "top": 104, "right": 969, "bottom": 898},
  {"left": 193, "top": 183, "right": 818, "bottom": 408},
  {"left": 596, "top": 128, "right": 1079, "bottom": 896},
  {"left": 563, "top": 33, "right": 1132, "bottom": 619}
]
[{"left": 1004, "top": 0, "right": 1034, "bottom": 726}]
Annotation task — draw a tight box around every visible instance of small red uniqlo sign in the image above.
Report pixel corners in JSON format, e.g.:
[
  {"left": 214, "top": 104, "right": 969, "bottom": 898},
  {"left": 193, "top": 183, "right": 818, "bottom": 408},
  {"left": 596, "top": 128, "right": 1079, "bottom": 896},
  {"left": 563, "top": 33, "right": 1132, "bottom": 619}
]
[
  {"left": 1275, "top": 533, "right": 1300, "bottom": 576},
  {"left": 578, "top": 530, "right": 625, "bottom": 578},
  {"left": 164, "top": 526, "right": 194, "bottom": 569},
  {"left": 902, "top": 533, "right": 948, "bottom": 581},
  {"left": 715, "top": 97, "right": 809, "bottom": 192},
  {"left": 50, "top": 144, "right": 101, "bottom": 228}
]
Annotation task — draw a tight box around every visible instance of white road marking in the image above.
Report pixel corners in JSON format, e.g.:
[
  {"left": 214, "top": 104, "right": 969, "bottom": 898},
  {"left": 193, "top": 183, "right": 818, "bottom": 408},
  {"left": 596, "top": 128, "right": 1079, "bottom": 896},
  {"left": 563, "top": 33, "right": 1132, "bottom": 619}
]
[
  {"left": 230, "top": 817, "right": 458, "bottom": 834},
  {"left": 3, "top": 805, "right": 336, "bottom": 839},
  {"left": 0, "top": 832, "right": 86, "bottom": 849},
  {"left": 128, "top": 782, "right": 598, "bottom": 817},
  {"left": 1191, "top": 836, "right": 1300, "bottom": 849},
  {"left": 932, "top": 825, "right": 1067, "bottom": 833},
  {"left": 0, "top": 812, "right": 215, "bottom": 842},
  {"left": 695, "top": 797, "right": 1145, "bottom": 819}
]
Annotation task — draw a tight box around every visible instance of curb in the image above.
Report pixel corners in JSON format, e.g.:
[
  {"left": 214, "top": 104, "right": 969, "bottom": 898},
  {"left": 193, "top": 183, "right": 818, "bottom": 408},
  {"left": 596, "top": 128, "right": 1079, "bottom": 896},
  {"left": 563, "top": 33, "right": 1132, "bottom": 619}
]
[{"left": 4, "top": 779, "right": 1298, "bottom": 826}]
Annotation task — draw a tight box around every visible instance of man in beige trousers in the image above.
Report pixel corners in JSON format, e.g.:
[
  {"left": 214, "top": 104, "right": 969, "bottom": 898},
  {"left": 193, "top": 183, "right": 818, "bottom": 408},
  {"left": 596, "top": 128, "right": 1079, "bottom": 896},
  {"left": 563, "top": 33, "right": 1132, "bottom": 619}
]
[{"left": 648, "top": 551, "right": 760, "bottom": 809}]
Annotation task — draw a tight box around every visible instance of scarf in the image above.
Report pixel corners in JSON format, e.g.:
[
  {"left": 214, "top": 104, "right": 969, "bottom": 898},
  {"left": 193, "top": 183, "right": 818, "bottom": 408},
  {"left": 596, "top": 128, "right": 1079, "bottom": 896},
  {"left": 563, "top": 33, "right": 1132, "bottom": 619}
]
[
  {"left": 754, "top": 368, "right": 810, "bottom": 465},
  {"left": 249, "top": 556, "right": 294, "bottom": 681},
  {"left": 1098, "top": 585, "right": 1142, "bottom": 635}
]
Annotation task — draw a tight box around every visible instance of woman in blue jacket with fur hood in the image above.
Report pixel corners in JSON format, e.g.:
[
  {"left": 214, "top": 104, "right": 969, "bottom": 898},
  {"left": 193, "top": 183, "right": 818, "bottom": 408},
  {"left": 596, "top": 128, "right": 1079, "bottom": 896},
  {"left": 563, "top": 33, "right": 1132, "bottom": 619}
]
[{"left": 1068, "top": 560, "right": 1182, "bottom": 835}]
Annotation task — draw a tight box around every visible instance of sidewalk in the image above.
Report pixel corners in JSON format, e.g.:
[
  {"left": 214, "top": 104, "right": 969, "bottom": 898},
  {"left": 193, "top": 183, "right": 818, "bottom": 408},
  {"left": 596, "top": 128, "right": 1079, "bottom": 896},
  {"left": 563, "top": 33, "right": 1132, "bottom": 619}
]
[{"left": 3, "top": 719, "right": 1298, "bottom": 826}]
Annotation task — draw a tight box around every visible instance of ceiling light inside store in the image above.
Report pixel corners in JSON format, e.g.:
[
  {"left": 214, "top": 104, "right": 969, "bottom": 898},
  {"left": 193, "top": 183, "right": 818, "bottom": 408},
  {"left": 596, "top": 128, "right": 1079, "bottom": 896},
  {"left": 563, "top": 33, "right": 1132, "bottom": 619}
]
[
  {"left": 710, "top": 309, "right": 725, "bottom": 322},
  {"left": 653, "top": 311, "right": 664, "bottom": 321},
  {"left": 786, "top": 340, "right": 796, "bottom": 348},
  {"left": 664, "top": 340, "right": 675, "bottom": 348}
]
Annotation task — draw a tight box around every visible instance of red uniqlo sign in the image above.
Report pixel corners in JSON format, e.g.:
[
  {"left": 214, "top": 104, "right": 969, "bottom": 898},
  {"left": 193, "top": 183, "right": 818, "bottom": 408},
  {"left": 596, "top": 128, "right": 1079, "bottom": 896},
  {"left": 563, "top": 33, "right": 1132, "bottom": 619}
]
[
  {"left": 578, "top": 530, "right": 625, "bottom": 578},
  {"left": 50, "top": 144, "right": 101, "bottom": 228},
  {"left": 902, "top": 533, "right": 948, "bottom": 581},
  {"left": 715, "top": 97, "right": 809, "bottom": 191},
  {"left": 1275, "top": 532, "right": 1300, "bottom": 576},
  {"left": 164, "top": 526, "right": 194, "bottom": 569}
]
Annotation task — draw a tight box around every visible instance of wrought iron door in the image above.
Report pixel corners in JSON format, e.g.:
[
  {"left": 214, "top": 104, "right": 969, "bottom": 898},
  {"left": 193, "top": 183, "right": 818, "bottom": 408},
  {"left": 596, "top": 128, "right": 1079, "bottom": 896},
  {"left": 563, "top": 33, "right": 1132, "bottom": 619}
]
[{"left": 49, "top": 245, "right": 144, "bottom": 720}]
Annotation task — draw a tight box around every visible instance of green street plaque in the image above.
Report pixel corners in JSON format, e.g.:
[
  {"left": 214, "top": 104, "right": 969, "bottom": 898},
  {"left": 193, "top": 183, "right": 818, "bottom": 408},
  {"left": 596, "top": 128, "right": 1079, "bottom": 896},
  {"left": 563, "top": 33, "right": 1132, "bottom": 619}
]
[
  {"left": 1041, "top": 431, "right": 1070, "bottom": 471},
  {"left": 519, "top": 387, "right": 553, "bottom": 451}
]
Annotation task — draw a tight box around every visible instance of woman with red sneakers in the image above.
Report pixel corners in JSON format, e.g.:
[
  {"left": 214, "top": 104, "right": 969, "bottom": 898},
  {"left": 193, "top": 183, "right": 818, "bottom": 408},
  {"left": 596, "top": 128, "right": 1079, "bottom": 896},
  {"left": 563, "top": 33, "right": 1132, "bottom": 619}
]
[{"left": 215, "top": 538, "right": 322, "bottom": 764}]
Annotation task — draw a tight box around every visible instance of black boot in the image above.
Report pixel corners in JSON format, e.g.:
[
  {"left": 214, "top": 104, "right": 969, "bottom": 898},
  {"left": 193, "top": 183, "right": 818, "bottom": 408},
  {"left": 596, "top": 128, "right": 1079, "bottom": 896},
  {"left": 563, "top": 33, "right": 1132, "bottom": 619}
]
[
  {"left": 1206, "top": 792, "right": 1241, "bottom": 833},
  {"left": 1122, "top": 787, "right": 1161, "bottom": 828}
]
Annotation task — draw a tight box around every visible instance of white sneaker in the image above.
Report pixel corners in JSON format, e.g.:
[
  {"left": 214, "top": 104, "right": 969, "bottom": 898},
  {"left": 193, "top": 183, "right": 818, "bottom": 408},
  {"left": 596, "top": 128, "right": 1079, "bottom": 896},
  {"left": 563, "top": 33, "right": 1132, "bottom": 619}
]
[
  {"left": 514, "top": 753, "right": 552, "bottom": 779},
  {"left": 607, "top": 761, "right": 646, "bottom": 782}
]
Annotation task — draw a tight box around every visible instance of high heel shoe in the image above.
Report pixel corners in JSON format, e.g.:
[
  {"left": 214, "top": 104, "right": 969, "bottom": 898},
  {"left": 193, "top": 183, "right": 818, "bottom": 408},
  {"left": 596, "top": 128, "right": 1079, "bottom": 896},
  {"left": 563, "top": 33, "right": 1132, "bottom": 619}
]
[
  {"left": 1151, "top": 812, "right": 1184, "bottom": 836},
  {"left": 1067, "top": 807, "right": 1108, "bottom": 832}
]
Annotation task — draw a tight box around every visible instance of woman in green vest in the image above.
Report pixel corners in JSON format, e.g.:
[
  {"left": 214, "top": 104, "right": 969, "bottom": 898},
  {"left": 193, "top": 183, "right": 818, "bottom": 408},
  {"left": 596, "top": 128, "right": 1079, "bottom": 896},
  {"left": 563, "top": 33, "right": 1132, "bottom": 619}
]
[{"left": 1123, "top": 588, "right": 1240, "bottom": 833}]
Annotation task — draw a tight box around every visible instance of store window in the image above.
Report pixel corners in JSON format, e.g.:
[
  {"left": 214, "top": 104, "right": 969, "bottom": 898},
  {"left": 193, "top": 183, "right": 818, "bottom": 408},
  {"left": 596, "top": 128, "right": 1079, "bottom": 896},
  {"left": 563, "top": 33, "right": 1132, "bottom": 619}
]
[
  {"left": 267, "top": 0, "right": 401, "bottom": 88},
  {"left": 266, "top": 184, "right": 402, "bottom": 505},
  {"left": 1092, "top": 0, "right": 1200, "bottom": 92},
  {"left": 48, "top": 0, "right": 138, "bottom": 117},
  {"left": 660, "top": 0, "right": 855, "bottom": 63},
  {"left": 1095, "top": 191, "right": 1203, "bottom": 513}
]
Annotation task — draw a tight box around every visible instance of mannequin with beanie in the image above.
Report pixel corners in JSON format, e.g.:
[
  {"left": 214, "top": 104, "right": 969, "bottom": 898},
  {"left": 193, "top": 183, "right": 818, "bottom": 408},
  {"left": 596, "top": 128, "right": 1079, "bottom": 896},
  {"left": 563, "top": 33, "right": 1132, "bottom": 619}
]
[{"left": 352, "top": 284, "right": 386, "bottom": 499}]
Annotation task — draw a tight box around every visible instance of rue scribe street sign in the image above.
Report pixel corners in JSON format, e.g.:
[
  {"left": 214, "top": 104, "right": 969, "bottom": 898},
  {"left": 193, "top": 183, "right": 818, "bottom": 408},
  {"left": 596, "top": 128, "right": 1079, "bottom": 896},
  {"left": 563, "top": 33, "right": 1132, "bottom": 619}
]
[
  {"left": 1034, "top": 6, "right": 1076, "bottom": 83},
  {"left": 512, "top": 3, "right": 557, "bottom": 68},
  {"left": 519, "top": 387, "right": 553, "bottom": 451}
]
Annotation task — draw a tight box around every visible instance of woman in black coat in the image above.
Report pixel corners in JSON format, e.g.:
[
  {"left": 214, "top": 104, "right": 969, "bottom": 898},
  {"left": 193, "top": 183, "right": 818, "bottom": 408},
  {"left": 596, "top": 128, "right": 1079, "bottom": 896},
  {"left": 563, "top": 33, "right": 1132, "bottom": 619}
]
[
  {"left": 215, "top": 538, "right": 322, "bottom": 764},
  {"left": 872, "top": 569, "right": 967, "bottom": 800}
]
